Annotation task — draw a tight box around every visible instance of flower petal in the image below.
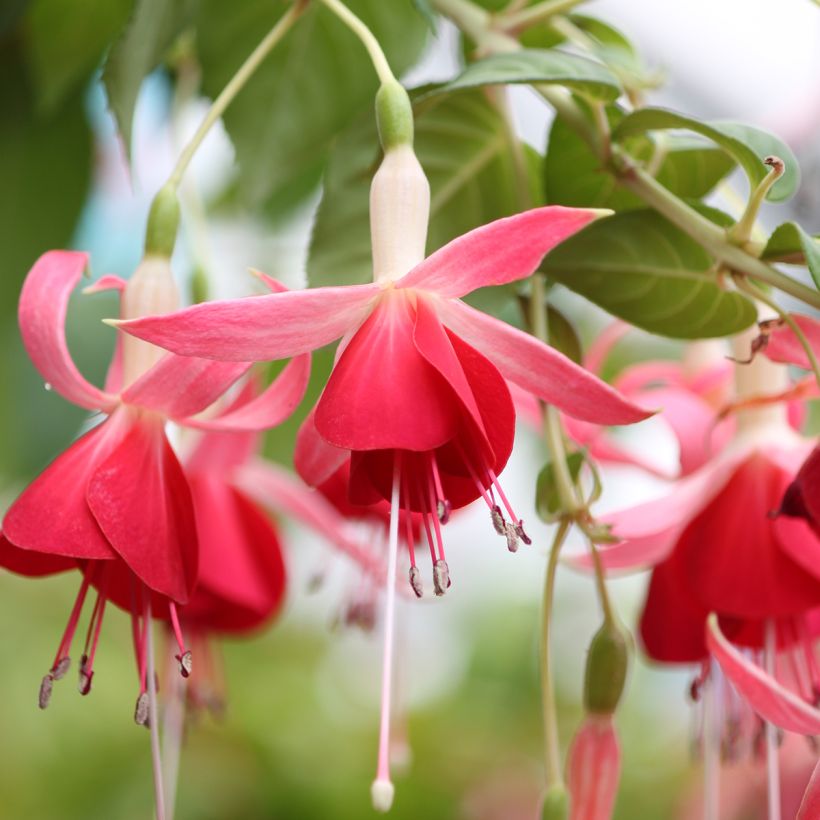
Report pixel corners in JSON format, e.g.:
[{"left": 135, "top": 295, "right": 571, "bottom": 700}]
[
  {"left": 183, "top": 476, "right": 286, "bottom": 633},
  {"left": 765, "top": 314, "right": 820, "bottom": 370},
  {"left": 2, "top": 417, "right": 127, "bottom": 560},
  {"left": 116, "top": 284, "right": 380, "bottom": 361},
  {"left": 294, "top": 408, "right": 349, "bottom": 488},
  {"left": 436, "top": 299, "right": 652, "bottom": 425},
  {"left": 86, "top": 417, "right": 198, "bottom": 603},
  {"left": 0, "top": 533, "right": 76, "bottom": 577},
  {"left": 707, "top": 613, "right": 820, "bottom": 734},
  {"left": 566, "top": 715, "right": 621, "bottom": 820},
  {"left": 396, "top": 206, "right": 602, "bottom": 298},
  {"left": 798, "top": 759, "right": 820, "bottom": 820},
  {"left": 121, "top": 353, "right": 250, "bottom": 418},
  {"left": 19, "top": 251, "right": 116, "bottom": 410},
  {"left": 235, "top": 458, "right": 384, "bottom": 580},
  {"left": 315, "top": 291, "right": 460, "bottom": 451},
  {"left": 184, "top": 354, "right": 310, "bottom": 432},
  {"left": 84, "top": 274, "right": 127, "bottom": 393}
]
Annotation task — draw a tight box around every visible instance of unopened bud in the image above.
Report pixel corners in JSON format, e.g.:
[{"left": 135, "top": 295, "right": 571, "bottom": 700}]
[
  {"left": 371, "top": 778, "right": 395, "bottom": 813},
  {"left": 583, "top": 621, "right": 629, "bottom": 715},
  {"left": 134, "top": 692, "right": 150, "bottom": 727},
  {"left": 177, "top": 650, "right": 193, "bottom": 679},
  {"left": 433, "top": 559, "right": 450, "bottom": 596},
  {"left": 409, "top": 566, "right": 423, "bottom": 598},
  {"left": 540, "top": 783, "right": 569, "bottom": 819},
  {"left": 39, "top": 674, "right": 54, "bottom": 709}
]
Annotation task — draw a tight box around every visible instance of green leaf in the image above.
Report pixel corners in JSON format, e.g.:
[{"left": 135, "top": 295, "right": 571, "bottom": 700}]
[
  {"left": 435, "top": 49, "right": 621, "bottom": 102},
  {"left": 547, "top": 305, "right": 582, "bottom": 364},
  {"left": 613, "top": 107, "right": 800, "bottom": 202},
  {"left": 763, "top": 222, "right": 820, "bottom": 288},
  {"left": 540, "top": 210, "right": 757, "bottom": 338},
  {"left": 545, "top": 108, "right": 735, "bottom": 210},
  {"left": 536, "top": 452, "right": 584, "bottom": 522},
  {"left": 24, "top": 0, "right": 133, "bottom": 114},
  {"left": 102, "top": 0, "right": 195, "bottom": 156},
  {"left": 412, "top": 0, "right": 438, "bottom": 31},
  {"left": 308, "top": 90, "right": 542, "bottom": 287},
  {"left": 195, "top": 0, "right": 427, "bottom": 207}
]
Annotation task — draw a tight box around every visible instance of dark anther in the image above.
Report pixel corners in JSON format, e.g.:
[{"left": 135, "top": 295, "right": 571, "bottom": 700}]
[
  {"left": 134, "top": 692, "right": 150, "bottom": 727},
  {"left": 490, "top": 505, "right": 506, "bottom": 535},
  {"left": 39, "top": 674, "right": 54, "bottom": 710},
  {"left": 177, "top": 650, "right": 193, "bottom": 679},
  {"left": 409, "top": 566, "right": 423, "bottom": 598}
]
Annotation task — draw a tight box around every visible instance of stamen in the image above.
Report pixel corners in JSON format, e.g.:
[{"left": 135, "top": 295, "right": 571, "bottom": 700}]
[
  {"left": 432, "top": 559, "right": 450, "bottom": 597},
  {"left": 78, "top": 583, "right": 108, "bottom": 696},
  {"left": 371, "top": 453, "right": 402, "bottom": 813},
  {"left": 401, "top": 470, "right": 418, "bottom": 577},
  {"left": 425, "top": 462, "right": 447, "bottom": 563},
  {"left": 504, "top": 522, "right": 519, "bottom": 553},
  {"left": 427, "top": 454, "right": 450, "bottom": 524},
  {"left": 39, "top": 674, "right": 54, "bottom": 710},
  {"left": 168, "top": 602, "right": 192, "bottom": 679},
  {"left": 134, "top": 692, "right": 150, "bottom": 727},
  {"left": 49, "top": 572, "right": 92, "bottom": 677},
  {"left": 487, "top": 467, "right": 531, "bottom": 546},
  {"left": 491, "top": 505, "right": 506, "bottom": 535},
  {"left": 408, "top": 566, "right": 423, "bottom": 599}
]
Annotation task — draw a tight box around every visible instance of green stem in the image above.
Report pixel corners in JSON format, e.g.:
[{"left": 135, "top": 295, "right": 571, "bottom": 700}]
[
  {"left": 431, "top": 0, "right": 820, "bottom": 312},
  {"left": 727, "top": 157, "right": 784, "bottom": 246},
  {"left": 500, "top": 0, "right": 585, "bottom": 32},
  {"left": 166, "top": 2, "right": 305, "bottom": 189},
  {"left": 320, "top": 0, "right": 396, "bottom": 84},
  {"left": 586, "top": 538, "right": 615, "bottom": 625},
  {"left": 541, "top": 518, "right": 571, "bottom": 788}
]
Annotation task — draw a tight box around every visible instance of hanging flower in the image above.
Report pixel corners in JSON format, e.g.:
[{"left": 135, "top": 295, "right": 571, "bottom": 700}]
[{"left": 0, "top": 249, "right": 309, "bottom": 713}]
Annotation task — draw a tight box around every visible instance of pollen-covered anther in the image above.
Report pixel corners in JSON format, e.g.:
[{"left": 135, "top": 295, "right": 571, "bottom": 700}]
[
  {"left": 77, "top": 654, "right": 93, "bottom": 695},
  {"left": 436, "top": 498, "right": 451, "bottom": 525},
  {"left": 504, "top": 522, "right": 520, "bottom": 553},
  {"left": 134, "top": 692, "right": 150, "bottom": 727},
  {"left": 433, "top": 559, "right": 450, "bottom": 596},
  {"left": 39, "top": 674, "right": 54, "bottom": 709},
  {"left": 490, "top": 505, "right": 506, "bottom": 535},
  {"left": 52, "top": 656, "right": 71, "bottom": 680},
  {"left": 176, "top": 650, "right": 193, "bottom": 679},
  {"left": 409, "top": 566, "right": 423, "bottom": 598},
  {"left": 515, "top": 521, "right": 532, "bottom": 546}
]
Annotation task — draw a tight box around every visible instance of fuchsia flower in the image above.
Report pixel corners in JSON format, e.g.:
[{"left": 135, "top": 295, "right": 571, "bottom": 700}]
[
  {"left": 117, "top": 208, "right": 651, "bottom": 595},
  {"left": 0, "top": 250, "right": 309, "bottom": 711},
  {"left": 575, "top": 330, "right": 820, "bottom": 783}
]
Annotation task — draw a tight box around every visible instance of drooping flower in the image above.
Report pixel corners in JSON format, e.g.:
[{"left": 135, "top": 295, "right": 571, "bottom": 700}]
[
  {"left": 566, "top": 715, "right": 621, "bottom": 820},
  {"left": 575, "top": 325, "right": 820, "bottom": 811},
  {"left": 0, "top": 249, "right": 309, "bottom": 713},
  {"left": 118, "top": 107, "right": 650, "bottom": 810}
]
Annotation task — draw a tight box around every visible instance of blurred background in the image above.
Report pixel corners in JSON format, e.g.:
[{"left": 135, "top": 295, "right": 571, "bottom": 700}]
[{"left": 1, "top": 0, "right": 820, "bottom": 817}]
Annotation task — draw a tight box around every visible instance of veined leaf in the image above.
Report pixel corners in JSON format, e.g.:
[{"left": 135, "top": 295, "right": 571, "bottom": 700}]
[
  {"left": 308, "top": 90, "right": 542, "bottom": 287},
  {"left": 545, "top": 108, "right": 735, "bottom": 209},
  {"left": 613, "top": 107, "right": 800, "bottom": 202},
  {"left": 435, "top": 49, "right": 621, "bottom": 101},
  {"left": 540, "top": 209, "right": 757, "bottom": 338},
  {"left": 195, "top": 0, "right": 427, "bottom": 207},
  {"left": 763, "top": 222, "right": 820, "bottom": 288},
  {"left": 102, "top": 0, "right": 195, "bottom": 156}
]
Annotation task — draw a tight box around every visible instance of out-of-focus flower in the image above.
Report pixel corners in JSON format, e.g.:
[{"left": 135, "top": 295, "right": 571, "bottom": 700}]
[{"left": 0, "top": 250, "right": 309, "bottom": 713}]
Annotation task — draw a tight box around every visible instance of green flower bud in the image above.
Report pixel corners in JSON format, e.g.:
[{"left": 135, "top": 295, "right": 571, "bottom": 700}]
[
  {"left": 144, "top": 184, "right": 181, "bottom": 258},
  {"left": 541, "top": 783, "right": 569, "bottom": 820},
  {"left": 375, "top": 80, "right": 414, "bottom": 151},
  {"left": 583, "top": 621, "right": 629, "bottom": 715}
]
